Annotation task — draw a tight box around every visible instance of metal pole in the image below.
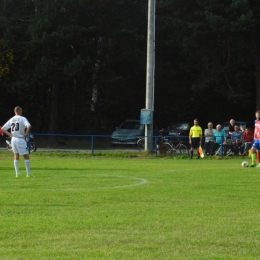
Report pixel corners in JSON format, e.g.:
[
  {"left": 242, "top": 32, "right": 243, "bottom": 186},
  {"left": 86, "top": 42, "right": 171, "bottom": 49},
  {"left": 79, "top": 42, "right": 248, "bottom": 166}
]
[{"left": 145, "top": 0, "right": 156, "bottom": 151}]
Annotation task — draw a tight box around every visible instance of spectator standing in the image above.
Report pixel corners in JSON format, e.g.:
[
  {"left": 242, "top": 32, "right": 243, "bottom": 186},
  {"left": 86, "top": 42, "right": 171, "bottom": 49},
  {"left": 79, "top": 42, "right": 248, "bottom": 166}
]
[
  {"left": 211, "top": 124, "right": 227, "bottom": 156},
  {"left": 204, "top": 122, "right": 215, "bottom": 156},
  {"left": 189, "top": 118, "right": 203, "bottom": 159},
  {"left": 243, "top": 128, "right": 253, "bottom": 156},
  {"left": 228, "top": 119, "right": 244, "bottom": 135},
  {"left": 1, "top": 106, "right": 32, "bottom": 177},
  {"left": 231, "top": 125, "right": 244, "bottom": 155},
  {"left": 228, "top": 119, "right": 236, "bottom": 135}
]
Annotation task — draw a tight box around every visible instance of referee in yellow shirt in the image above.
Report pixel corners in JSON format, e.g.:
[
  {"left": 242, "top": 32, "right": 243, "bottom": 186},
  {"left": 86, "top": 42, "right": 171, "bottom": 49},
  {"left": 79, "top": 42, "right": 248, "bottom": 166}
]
[{"left": 189, "top": 118, "right": 203, "bottom": 159}]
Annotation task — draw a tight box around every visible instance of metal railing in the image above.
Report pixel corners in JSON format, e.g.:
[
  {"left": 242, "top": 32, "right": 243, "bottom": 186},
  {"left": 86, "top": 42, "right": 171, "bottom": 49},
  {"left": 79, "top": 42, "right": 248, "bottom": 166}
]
[
  {"left": 1, "top": 133, "right": 247, "bottom": 157},
  {"left": 22, "top": 133, "right": 190, "bottom": 156}
]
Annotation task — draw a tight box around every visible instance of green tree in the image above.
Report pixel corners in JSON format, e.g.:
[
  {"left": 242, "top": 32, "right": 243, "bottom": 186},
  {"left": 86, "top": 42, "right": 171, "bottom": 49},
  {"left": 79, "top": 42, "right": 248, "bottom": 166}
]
[
  {"left": 247, "top": 0, "right": 260, "bottom": 110},
  {"left": 0, "top": 0, "right": 149, "bottom": 133},
  {"left": 156, "top": 0, "right": 256, "bottom": 125}
]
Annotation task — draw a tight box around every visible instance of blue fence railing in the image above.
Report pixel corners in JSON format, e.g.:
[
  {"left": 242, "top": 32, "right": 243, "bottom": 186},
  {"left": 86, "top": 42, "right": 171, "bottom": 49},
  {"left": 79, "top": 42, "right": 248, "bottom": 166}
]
[
  {"left": 24, "top": 133, "right": 191, "bottom": 156},
  {"left": 1, "top": 133, "right": 247, "bottom": 157}
]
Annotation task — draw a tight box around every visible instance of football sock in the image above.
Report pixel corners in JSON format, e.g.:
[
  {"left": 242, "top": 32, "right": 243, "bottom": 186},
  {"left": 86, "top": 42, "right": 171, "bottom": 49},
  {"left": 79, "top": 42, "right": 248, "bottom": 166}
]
[
  {"left": 25, "top": 160, "right": 31, "bottom": 176},
  {"left": 190, "top": 150, "right": 193, "bottom": 159},
  {"left": 257, "top": 152, "right": 260, "bottom": 163},
  {"left": 14, "top": 160, "right": 20, "bottom": 176},
  {"left": 251, "top": 153, "right": 256, "bottom": 165}
]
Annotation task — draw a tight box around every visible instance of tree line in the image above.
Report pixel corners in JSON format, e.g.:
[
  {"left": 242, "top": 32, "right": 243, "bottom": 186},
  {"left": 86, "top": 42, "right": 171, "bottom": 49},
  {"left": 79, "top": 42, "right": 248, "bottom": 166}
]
[{"left": 0, "top": 0, "right": 259, "bottom": 134}]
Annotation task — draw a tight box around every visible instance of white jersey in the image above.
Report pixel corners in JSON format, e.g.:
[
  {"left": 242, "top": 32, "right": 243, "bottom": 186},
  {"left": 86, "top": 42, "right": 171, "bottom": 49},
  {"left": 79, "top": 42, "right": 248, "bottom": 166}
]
[
  {"left": 204, "top": 128, "right": 215, "bottom": 142},
  {"left": 2, "top": 115, "right": 31, "bottom": 138}
]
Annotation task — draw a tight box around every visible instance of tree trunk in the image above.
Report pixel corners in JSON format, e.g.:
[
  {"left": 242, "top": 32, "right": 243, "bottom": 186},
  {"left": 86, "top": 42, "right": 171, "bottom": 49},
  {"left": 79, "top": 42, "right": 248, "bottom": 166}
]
[{"left": 91, "top": 37, "right": 103, "bottom": 112}]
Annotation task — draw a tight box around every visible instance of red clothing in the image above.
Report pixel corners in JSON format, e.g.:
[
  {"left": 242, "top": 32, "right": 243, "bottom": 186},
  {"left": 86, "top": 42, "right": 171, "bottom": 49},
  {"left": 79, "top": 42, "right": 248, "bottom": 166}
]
[
  {"left": 254, "top": 120, "right": 260, "bottom": 140},
  {"left": 244, "top": 131, "right": 253, "bottom": 142}
]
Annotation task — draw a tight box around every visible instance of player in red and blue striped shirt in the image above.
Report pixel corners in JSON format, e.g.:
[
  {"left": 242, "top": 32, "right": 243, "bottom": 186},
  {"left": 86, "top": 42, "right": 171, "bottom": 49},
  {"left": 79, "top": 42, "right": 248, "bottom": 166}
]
[{"left": 250, "top": 111, "right": 260, "bottom": 167}]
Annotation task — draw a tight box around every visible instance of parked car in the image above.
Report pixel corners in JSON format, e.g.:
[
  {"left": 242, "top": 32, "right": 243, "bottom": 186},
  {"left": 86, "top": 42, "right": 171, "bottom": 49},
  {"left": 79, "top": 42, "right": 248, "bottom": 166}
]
[
  {"left": 164, "top": 122, "right": 191, "bottom": 136},
  {"left": 221, "top": 121, "right": 253, "bottom": 135},
  {"left": 164, "top": 122, "right": 191, "bottom": 144},
  {"left": 111, "top": 119, "right": 158, "bottom": 145}
]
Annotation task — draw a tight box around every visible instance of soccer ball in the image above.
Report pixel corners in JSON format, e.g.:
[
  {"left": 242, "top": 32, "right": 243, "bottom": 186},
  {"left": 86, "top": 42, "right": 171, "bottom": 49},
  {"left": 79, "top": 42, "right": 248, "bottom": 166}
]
[{"left": 241, "top": 161, "right": 249, "bottom": 167}]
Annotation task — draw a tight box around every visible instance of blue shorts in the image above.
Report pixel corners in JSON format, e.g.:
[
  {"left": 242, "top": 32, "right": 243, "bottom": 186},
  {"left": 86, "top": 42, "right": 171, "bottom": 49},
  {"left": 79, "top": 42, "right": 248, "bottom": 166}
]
[{"left": 252, "top": 140, "right": 260, "bottom": 151}]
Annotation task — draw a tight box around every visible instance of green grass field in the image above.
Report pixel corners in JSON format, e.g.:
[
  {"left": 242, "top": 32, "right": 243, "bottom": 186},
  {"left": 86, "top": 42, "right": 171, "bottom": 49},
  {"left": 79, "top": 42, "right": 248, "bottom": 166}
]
[{"left": 1, "top": 151, "right": 260, "bottom": 260}]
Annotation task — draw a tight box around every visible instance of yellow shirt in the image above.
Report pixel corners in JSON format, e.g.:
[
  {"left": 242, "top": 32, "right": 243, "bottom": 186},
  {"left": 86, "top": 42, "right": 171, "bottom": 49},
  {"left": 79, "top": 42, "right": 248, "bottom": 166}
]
[{"left": 189, "top": 125, "right": 202, "bottom": 138}]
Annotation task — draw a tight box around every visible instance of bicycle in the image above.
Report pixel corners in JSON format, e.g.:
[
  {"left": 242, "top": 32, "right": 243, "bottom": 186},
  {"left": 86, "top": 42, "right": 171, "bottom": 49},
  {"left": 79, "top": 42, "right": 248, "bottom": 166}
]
[
  {"left": 162, "top": 137, "right": 189, "bottom": 155},
  {"left": 137, "top": 136, "right": 166, "bottom": 153},
  {"left": 137, "top": 130, "right": 189, "bottom": 155},
  {"left": 175, "top": 138, "right": 189, "bottom": 155},
  {"left": 137, "top": 128, "right": 164, "bottom": 152}
]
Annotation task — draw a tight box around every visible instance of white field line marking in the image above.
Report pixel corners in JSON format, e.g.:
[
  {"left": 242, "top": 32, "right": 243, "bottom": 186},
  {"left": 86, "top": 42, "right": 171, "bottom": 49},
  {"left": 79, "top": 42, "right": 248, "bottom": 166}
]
[
  {"left": 166, "top": 166, "right": 244, "bottom": 172},
  {"left": 96, "top": 174, "right": 148, "bottom": 189},
  {"left": 112, "top": 175, "right": 148, "bottom": 189},
  {"left": 1, "top": 174, "right": 149, "bottom": 192}
]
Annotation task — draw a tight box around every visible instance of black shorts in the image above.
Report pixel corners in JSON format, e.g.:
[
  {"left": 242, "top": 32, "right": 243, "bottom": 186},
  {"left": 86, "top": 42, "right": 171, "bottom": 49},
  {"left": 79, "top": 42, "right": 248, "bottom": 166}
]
[{"left": 191, "top": 137, "right": 200, "bottom": 149}]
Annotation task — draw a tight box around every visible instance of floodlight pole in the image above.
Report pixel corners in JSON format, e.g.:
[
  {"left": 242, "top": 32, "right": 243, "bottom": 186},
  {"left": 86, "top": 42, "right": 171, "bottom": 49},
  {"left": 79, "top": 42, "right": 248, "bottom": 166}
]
[{"left": 145, "top": 0, "right": 156, "bottom": 151}]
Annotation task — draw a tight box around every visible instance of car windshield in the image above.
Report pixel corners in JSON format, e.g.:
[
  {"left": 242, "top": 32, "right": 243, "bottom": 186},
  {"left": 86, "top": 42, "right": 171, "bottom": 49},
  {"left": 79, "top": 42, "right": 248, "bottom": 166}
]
[
  {"left": 167, "top": 123, "right": 189, "bottom": 131},
  {"left": 120, "top": 121, "right": 143, "bottom": 130}
]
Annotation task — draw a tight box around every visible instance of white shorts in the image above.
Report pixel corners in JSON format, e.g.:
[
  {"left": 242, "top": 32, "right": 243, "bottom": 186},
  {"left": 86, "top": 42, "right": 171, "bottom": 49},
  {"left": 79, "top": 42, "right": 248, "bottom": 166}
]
[{"left": 12, "top": 137, "right": 29, "bottom": 155}]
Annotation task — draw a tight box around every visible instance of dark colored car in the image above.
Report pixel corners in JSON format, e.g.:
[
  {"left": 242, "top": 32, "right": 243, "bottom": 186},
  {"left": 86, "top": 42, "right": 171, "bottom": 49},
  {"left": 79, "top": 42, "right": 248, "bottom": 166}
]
[
  {"left": 111, "top": 119, "right": 158, "bottom": 145},
  {"left": 164, "top": 122, "right": 191, "bottom": 144},
  {"left": 165, "top": 122, "right": 191, "bottom": 136}
]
